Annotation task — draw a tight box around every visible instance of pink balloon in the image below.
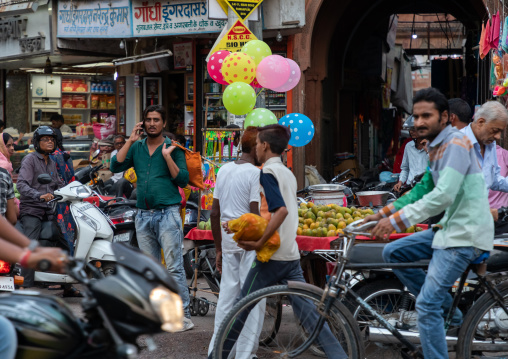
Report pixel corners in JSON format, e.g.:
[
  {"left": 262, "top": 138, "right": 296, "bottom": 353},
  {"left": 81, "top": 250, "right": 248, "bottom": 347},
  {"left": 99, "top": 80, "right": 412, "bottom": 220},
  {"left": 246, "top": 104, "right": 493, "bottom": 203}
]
[
  {"left": 272, "top": 59, "right": 301, "bottom": 92},
  {"left": 207, "top": 50, "right": 231, "bottom": 85},
  {"left": 250, "top": 77, "right": 263, "bottom": 88},
  {"left": 256, "top": 55, "right": 290, "bottom": 90}
]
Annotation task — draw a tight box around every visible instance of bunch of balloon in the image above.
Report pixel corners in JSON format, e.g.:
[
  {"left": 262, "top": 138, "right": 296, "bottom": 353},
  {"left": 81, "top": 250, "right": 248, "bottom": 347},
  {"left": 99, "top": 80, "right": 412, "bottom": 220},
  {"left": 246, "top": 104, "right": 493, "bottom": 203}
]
[{"left": 206, "top": 39, "right": 313, "bottom": 145}]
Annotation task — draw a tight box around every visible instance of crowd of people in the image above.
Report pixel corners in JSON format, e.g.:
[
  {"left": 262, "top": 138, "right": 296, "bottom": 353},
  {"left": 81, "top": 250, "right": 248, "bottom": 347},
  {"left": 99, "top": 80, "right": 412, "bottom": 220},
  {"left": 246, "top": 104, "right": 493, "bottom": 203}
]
[{"left": 1, "top": 86, "right": 508, "bottom": 358}]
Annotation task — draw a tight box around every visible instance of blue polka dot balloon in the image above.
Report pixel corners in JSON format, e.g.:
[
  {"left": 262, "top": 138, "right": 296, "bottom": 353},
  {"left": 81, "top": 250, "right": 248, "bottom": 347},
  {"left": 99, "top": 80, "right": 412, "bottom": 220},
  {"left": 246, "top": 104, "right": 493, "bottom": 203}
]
[{"left": 278, "top": 113, "right": 315, "bottom": 147}]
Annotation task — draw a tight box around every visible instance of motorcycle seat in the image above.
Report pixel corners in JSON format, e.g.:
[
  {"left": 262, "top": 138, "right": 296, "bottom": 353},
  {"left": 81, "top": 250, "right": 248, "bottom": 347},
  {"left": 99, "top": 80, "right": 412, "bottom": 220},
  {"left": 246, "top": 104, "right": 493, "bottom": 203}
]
[{"left": 349, "top": 243, "right": 386, "bottom": 264}]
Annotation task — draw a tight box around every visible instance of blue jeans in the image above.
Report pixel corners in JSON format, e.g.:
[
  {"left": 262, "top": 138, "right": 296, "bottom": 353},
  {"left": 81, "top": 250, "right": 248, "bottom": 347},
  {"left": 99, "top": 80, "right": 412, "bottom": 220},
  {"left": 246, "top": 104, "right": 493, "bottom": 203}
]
[
  {"left": 136, "top": 205, "right": 190, "bottom": 318},
  {"left": 0, "top": 315, "right": 16, "bottom": 359},
  {"left": 383, "top": 229, "right": 482, "bottom": 359},
  {"left": 210, "top": 259, "right": 348, "bottom": 359}
]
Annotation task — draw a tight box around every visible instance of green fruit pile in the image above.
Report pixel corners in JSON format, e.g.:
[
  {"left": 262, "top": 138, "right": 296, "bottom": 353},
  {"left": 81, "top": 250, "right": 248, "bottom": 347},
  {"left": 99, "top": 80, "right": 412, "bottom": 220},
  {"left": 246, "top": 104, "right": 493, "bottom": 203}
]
[
  {"left": 297, "top": 203, "right": 374, "bottom": 237},
  {"left": 198, "top": 219, "right": 211, "bottom": 230}
]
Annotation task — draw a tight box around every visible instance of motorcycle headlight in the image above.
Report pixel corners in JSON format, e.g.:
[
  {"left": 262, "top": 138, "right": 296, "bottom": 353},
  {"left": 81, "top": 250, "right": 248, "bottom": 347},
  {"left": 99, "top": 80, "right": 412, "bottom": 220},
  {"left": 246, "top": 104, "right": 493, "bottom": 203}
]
[
  {"left": 149, "top": 286, "right": 183, "bottom": 332},
  {"left": 70, "top": 185, "right": 92, "bottom": 198}
]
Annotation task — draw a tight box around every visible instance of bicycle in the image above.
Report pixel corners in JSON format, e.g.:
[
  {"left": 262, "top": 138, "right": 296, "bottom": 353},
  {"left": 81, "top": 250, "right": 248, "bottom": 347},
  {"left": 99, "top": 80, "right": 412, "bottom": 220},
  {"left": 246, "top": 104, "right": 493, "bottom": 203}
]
[{"left": 211, "top": 220, "right": 508, "bottom": 359}]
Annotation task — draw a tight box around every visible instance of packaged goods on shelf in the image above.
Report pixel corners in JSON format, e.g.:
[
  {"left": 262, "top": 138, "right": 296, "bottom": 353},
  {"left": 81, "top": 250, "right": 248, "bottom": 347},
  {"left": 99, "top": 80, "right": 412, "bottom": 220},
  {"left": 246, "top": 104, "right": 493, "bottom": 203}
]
[{"left": 91, "top": 95, "right": 99, "bottom": 109}]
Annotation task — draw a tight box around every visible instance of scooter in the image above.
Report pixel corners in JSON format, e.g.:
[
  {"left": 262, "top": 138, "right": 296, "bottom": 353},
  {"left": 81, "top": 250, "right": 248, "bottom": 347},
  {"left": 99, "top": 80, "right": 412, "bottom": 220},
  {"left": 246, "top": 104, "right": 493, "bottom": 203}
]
[
  {"left": 0, "top": 243, "right": 184, "bottom": 358},
  {"left": 34, "top": 173, "right": 116, "bottom": 283}
]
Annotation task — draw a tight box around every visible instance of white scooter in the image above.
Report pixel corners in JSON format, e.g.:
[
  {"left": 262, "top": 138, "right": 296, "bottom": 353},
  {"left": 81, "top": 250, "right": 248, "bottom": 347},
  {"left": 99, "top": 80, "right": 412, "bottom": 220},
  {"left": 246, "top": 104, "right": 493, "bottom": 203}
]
[{"left": 34, "top": 173, "right": 116, "bottom": 284}]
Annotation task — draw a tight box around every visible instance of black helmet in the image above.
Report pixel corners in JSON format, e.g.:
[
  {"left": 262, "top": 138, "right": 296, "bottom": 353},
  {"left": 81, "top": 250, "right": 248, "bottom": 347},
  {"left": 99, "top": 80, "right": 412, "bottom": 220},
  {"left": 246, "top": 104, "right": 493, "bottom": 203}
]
[{"left": 33, "top": 126, "right": 57, "bottom": 154}]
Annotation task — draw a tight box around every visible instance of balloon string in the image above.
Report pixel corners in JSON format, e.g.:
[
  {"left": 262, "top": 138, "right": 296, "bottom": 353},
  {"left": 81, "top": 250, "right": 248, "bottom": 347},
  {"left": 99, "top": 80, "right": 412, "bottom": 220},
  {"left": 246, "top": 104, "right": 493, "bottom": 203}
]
[{"left": 256, "top": 88, "right": 265, "bottom": 100}]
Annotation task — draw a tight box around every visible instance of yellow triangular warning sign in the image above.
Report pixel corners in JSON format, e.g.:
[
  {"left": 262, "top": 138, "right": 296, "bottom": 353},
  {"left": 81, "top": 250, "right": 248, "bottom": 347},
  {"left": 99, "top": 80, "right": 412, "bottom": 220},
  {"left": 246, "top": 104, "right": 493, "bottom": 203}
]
[
  {"left": 210, "top": 19, "right": 258, "bottom": 53},
  {"left": 225, "top": 0, "right": 263, "bottom": 21}
]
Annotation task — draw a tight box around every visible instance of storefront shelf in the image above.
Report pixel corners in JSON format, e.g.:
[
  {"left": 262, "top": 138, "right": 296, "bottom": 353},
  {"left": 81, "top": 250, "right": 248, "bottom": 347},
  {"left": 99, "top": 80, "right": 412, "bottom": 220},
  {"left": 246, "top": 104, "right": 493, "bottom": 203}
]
[
  {"left": 90, "top": 108, "right": 116, "bottom": 111},
  {"left": 62, "top": 108, "right": 90, "bottom": 110},
  {"left": 91, "top": 92, "right": 115, "bottom": 95},
  {"left": 62, "top": 91, "right": 90, "bottom": 94}
]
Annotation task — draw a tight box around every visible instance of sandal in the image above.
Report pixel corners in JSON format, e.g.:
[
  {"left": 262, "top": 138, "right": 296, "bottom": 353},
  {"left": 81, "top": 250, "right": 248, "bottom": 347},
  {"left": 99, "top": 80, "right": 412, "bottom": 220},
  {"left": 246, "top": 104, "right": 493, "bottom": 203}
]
[{"left": 62, "top": 287, "right": 83, "bottom": 298}]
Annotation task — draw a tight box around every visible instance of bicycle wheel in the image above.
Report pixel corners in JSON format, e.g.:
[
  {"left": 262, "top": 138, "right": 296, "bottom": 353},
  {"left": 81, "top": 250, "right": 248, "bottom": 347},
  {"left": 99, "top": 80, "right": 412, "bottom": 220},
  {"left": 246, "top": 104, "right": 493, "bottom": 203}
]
[
  {"left": 457, "top": 281, "right": 508, "bottom": 358},
  {"left": 259, "top": 295, "right": 282, "bottom": 346},
  {"left": 348, "top": 279, "right": 417, "bottom": 358},
  {"left": 212, "top": 284, "right": 364, "bottom": 359}
]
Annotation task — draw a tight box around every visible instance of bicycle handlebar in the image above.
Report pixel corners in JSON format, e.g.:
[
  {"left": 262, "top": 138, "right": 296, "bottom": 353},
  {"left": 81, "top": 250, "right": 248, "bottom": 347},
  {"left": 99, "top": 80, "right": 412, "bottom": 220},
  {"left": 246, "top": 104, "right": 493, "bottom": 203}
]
[{"left": 344, "top": 219, "right": 377, "bottom": 236}]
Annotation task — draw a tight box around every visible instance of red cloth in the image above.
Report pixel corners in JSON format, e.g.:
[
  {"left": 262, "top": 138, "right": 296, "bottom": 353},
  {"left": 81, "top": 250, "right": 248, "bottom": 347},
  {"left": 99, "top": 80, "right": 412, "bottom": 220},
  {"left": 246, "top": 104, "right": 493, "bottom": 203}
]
[
  {"left": 185, "top": 228, "right": 214, "bottom": 241},
  {"left": 393, "top": 138, "right": 412, "bottom": 173},
  {"left": 491, "top": 11, "right": 500, "bottom": 48}
]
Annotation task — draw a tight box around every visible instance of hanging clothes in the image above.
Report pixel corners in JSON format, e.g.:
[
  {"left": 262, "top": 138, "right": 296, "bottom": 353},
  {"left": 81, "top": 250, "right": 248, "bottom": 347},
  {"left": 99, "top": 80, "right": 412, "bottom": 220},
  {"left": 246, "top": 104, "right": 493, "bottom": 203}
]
[
  {"left": 483, "top": 19, "right": 493, "bottom": 57},
  {"left": 502, "top": 17, "right": 508, "bottom": 53},
  {"left": 491, "top": 11, "right": 500, "bottom": 49},
  {"left": 480, "top": 23, "right": 487, "bottom": 59}
]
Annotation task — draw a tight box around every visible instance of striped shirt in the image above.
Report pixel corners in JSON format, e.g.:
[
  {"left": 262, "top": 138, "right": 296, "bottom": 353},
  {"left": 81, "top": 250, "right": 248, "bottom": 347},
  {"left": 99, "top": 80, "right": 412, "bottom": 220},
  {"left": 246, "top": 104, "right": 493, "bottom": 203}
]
[{"left": 379, "top": 125, "right": 493, "bottom": 251}]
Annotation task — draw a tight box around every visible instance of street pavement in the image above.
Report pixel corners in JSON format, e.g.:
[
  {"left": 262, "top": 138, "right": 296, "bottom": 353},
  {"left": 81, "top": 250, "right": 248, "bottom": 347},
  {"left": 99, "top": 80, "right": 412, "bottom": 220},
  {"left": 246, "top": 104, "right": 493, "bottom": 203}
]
[{"left": 31, "top": 282, "right": 459, "bottom": 359}]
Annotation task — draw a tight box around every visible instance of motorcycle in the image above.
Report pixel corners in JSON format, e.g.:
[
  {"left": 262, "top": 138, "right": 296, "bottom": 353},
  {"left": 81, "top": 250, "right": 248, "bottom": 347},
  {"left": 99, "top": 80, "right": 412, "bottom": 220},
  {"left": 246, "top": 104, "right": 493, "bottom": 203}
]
[
  {"left": 0, "top": 243, "right": 184, "bottom": 358},
  {"left": 104, "top": 198, "right": 139, "bottom": 248},
  {"left": 33, "top": 173, "right": 117, "bottom": 283}
]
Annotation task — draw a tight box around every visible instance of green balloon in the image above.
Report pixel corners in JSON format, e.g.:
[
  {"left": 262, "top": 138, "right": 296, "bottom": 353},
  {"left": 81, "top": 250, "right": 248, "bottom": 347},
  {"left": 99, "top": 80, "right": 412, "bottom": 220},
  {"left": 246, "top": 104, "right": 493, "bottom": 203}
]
[
  {"left": 241, "top": 40, "right": 272, "bottom": 65},
  {"left": 223, "top": 82, "right": 256, "bottom": 115},
  {"left": 244, "top": 108, "right": 278, "bottom": 128}
]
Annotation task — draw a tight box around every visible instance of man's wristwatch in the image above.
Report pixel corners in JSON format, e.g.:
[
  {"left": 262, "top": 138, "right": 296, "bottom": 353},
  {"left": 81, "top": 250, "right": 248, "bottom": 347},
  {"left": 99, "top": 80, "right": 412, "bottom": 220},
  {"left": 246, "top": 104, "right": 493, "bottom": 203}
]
[{"left": 27, "top": 239, "right": 39, "bottom": 251}]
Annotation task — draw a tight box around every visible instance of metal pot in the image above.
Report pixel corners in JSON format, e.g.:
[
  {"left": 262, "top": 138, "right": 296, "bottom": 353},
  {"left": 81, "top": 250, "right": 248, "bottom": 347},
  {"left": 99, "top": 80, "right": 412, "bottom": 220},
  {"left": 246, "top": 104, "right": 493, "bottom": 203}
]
[
  {"left": 308, "top": 184, "right": 346, "bottom": 206},
  {"left": 356, "top": 191, "right": 392, "bottom": 207}
]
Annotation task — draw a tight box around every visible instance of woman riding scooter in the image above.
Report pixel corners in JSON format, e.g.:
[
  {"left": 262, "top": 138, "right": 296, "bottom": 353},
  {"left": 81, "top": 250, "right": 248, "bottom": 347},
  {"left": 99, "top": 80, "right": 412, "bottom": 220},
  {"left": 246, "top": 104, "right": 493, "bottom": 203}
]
[{"left": 16, "top": 126, "right": 81, "bottom": 297}]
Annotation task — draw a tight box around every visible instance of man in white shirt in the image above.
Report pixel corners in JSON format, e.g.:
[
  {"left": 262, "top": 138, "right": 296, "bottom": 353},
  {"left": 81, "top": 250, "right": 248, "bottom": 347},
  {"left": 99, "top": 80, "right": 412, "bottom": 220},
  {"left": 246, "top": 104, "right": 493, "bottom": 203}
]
[
  {"left": 393, "top": 136, "right": 428, "bottom": 191},
  {"left": 208, "top": 127, "right": 264, "bottom": 359}
]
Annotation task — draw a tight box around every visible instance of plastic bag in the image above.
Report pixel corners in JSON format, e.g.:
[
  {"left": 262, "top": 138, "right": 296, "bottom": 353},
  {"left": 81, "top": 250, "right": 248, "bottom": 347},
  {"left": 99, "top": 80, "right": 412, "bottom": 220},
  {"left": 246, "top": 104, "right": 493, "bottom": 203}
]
[{"left": 228, "top": 213, "right": 280, "bottom": 262}]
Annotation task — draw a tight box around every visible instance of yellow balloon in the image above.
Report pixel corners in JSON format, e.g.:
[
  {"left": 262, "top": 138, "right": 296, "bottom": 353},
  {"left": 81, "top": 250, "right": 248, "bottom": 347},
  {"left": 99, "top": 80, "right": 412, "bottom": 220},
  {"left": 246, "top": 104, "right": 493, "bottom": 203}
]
[{"left": 221, "top": 52, "right": 256, "bottom": 85}]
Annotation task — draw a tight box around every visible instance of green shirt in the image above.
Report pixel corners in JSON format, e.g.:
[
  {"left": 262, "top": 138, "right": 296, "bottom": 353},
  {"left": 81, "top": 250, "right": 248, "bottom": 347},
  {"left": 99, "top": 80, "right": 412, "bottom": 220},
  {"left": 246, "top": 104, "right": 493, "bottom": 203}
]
[{"left": 110, "top": 137, "right": 189, "bottom": 210}]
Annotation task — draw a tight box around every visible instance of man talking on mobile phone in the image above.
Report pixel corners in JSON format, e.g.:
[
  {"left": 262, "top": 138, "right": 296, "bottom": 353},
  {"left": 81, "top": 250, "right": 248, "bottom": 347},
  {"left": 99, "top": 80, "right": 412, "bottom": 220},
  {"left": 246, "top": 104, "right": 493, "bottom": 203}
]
[{"left": 110, "top": 105, "right": 194, "bottom": 331}]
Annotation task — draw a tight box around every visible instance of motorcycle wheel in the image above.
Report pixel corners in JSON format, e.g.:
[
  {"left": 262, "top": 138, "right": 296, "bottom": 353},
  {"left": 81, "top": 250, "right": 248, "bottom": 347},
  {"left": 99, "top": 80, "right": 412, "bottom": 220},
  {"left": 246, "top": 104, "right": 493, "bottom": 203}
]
[{"left": 347, "top": 279, "right": 417, "bottom": 359}]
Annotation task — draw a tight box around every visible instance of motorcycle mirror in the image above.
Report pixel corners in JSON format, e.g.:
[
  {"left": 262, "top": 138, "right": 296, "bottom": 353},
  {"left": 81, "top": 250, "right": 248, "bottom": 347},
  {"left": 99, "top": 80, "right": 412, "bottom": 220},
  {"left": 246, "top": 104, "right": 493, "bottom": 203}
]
[
  {"left": 37, "top": 173, "right": 52, "bottom": 184},
  {"left": 92, "top": 149, "right": 100, "bottom": 159}
]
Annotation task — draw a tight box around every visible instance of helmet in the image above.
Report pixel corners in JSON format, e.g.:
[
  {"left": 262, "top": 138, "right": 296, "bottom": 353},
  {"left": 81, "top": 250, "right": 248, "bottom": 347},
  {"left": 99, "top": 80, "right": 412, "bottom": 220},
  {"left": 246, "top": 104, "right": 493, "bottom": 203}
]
[
  {"left": 402, "top": 115, "right": 415, "bottom": 130},
  {"left": 33, "top": 126, "right": 57, "bottom": 154}
]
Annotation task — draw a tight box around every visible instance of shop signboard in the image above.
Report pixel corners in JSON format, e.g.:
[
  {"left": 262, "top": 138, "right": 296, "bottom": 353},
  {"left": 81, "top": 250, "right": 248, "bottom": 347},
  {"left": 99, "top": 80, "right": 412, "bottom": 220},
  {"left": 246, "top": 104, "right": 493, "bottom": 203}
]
[
  {"left": 132, "top": 0, "right": 227, "bottom": 36},
  {"left": 57, "top": 0, "right": 132, "bottom": 38},
  {"left": 224, "top": 0, "right": 263, "bottom": 20},
  {"left": 210, "top": 19, "right": 257, "bottom": 53},
  {"left": 0, "top": 5, "right": 51, "bottom": 60}
]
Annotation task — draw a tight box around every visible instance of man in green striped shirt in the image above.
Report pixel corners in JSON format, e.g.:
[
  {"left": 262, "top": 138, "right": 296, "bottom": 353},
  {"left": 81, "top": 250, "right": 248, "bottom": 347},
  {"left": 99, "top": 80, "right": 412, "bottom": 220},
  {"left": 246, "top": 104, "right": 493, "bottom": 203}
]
[{"left": 364, "top": 88, "right": 493, "bottom": 358}]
